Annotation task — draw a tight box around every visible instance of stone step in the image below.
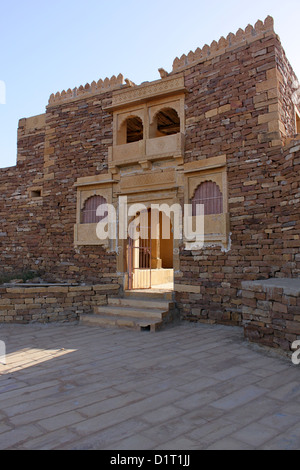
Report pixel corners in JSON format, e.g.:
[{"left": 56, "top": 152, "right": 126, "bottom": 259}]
[
  {"left": 108, "top": 297, "right": 174, "bottom": 310},
  {"left": 80, "top": 313, "right": 163, "bottom": 331},
  {"left": 124, "top": 290, "right": 173, "bottom": 301},
  {"left": 93, "top": 305, "right": 168, "bottom": 320},
  {"left": 80, "top": 289, "right": 179, "bottom": 332}
]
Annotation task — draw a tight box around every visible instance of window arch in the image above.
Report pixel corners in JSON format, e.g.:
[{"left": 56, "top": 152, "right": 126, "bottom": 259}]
[
  {"left": 151, "top": 107, "right": 180, "bottom": 138},
  {"left": 124, "top": 115, "right": 144, "bottom": 143},
  {"left": 117, "top": 115, "right": 144, "bottom": 145},
  {"left": 192, "top": 181, "right": 223, "bottom": 216},
  {"left": 81, "top": 195, "right": 108, "bottom": 224}
]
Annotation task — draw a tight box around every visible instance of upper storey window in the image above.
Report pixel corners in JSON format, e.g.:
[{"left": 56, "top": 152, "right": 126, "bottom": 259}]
[
  {"left": 108, "top": 76, "right": 186, "bottom": 167},
  {"left": 117, "top": 115, "right": 144, "bottom": 145},
  {"left": 151, "top": 107, "right": 180, "bottom": 138},
  {"left": 126, "top": 116, "right": 144, "bottom": 143}
]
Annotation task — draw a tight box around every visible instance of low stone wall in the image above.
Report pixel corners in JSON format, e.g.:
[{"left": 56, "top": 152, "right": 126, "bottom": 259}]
[
  {"left": 241, "top": 278, "right": 300, "bottom": 351},
  {"left": 0, "top": 284, "right": 120, "bottom": 323},
  {"left": 175, "top": 280, "right": 241, "bottom": 326}
]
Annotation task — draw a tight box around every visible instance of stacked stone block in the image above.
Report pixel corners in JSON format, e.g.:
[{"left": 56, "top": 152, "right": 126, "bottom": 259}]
[
  {"left": 176, "top": 141, "right": 300, "bottom": 326},
  {"left": 174, "top": 24, "right": 300, "bottom": 327},
  {"left": 241, "top": 279, "right": 300, "bottom": 352},
  {"left": 0, "top": 89, "right": 119, "bottom": 284},
  {"left": 0, "top": 284, "right": 119, "bottom": 324}
]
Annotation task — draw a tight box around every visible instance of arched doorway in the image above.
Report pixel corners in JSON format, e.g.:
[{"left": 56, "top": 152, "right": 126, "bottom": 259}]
[{"left": 127, "top": 208, "right": 174, "bottom": 290}]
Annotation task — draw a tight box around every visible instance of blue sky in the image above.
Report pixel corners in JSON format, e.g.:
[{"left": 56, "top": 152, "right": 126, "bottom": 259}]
[{"left": 1, "top": 0, "right": 300, "bottom": 169}]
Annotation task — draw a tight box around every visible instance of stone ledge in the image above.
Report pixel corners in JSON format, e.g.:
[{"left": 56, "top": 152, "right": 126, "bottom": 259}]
[
  {"left": 242, "top": 278, "right": 300, "bottom": 297},
  {"left": 174, "top": 284, "right": 201, "bottom": 294}
]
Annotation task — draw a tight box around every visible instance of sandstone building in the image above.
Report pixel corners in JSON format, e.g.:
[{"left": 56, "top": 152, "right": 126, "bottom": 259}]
[{"left": 0, "top": 16, "right": 300, "bottom": 351}]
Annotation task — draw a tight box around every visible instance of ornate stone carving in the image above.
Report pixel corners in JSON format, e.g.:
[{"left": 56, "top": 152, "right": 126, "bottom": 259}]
[
  {"left": 120, "top": 170, "right": 176, "bottom": 193},
  {"left": 110, "top": 76, "right": 185, "bottom": 109}
]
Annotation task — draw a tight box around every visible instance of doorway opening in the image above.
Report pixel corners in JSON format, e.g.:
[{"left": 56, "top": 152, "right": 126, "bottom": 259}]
[{"left": 127, "top": 208, "right": 174, "bottom": 290}]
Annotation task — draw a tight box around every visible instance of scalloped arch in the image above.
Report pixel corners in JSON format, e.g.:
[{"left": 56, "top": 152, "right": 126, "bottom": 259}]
[
  {"left": 151, "top": 106, "right": 180, "bottom": 125},
  {"left": 191, "top": 180, "right": 223, "bottom": 215},
  {"left": 81, "top": 195, "right": 108, "bottom": 224},
  {"left": 117, "top": 114, "right": 144, "bottom": 132}
]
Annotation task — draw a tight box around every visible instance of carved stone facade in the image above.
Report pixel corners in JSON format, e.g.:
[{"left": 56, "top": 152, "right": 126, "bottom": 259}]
[{"left": 0, "top": 16, "right": 300, "bottom": 343}]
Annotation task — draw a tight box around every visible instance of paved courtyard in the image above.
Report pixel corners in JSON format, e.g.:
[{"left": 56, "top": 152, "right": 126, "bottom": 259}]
[{"left": 0, "top": 321, "right": 300, "bottom": 450}]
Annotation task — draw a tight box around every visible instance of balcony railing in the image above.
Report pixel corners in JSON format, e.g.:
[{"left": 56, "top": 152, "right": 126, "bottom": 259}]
[{"left": 110, "top": 133, "right": 184, "bottom": 166}]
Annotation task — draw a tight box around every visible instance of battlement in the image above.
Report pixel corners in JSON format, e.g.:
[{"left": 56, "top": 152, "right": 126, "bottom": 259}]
[
  {"left": 172, "top": 16, "right": 275, "bottom": 72},
  {"left": 48, "top": 17, "right": 275, "bottom": 108},
  {"left": 48, "top": 73, "right": 134, "bottom": 106}
]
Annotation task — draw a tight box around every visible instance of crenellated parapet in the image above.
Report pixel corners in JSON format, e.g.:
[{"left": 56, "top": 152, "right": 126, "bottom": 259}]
[
  {"left": 48, "top": 73, "right": 133, "bottom": 106},
  {"left": 172, "top": 16, "right": 275, "bottom": 73}
]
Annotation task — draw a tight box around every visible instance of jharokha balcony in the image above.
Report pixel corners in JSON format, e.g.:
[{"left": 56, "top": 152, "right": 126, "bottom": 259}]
[
  {"left": 109, "top": 133, "right": 184, "bottom": 167},
  {"left": 107, "top": 95, "right": 186, "bottom": 169}
]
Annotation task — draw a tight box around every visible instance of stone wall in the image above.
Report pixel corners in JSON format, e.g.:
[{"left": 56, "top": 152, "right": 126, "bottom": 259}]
[
  {"left": 176, "top": 139, "right": 300, "bottom": 325},
  {"left": 275, "top": 39, "right": 299, "bottom": 139},
  {"left": 174, "top": 25, "right": 300, "bottom": 325},
  {"left": 0, "top": 117, "right": 46, "bottom": 277},
  {"left": 0, "top": 89, "right": 120, "bottom": 285},
  {"left": 241, "top": 279, "right": 300, "bottom": 351},
  {"left": 182, "top": 27, "right": 287, "bottom": 162},
  {"left": 0, "top": 284, "right": 119, "bottom": 324},
  {"left": 40, "top": 88, "right": 118, "bottom": 283}
]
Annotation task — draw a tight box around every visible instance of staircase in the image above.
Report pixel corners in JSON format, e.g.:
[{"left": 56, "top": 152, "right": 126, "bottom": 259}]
[{"left": 80, "top": 290, "right": 179, "bottom": 332}]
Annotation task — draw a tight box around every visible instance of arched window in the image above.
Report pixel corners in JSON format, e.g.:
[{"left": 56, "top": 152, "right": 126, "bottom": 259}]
[
  {"left": 192, "top": 181, "right": 223, "bottom": 216},
  {"left": 125, "top": 116, "right": 143, "bottom": 143},
  {"left": 117, "top": 115, "right": 144, "bottom": 145},
  {"left": 151, "top": 107, "right": 180, "bottom": 138},
  {"left": 81, "top": 195, "right": 108, "bottom": 224}
]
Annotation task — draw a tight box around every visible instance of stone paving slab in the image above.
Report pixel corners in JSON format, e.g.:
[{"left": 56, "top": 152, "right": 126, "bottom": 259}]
[{"left": 0, "top": 321, "right": 300, "bottom": 450}]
